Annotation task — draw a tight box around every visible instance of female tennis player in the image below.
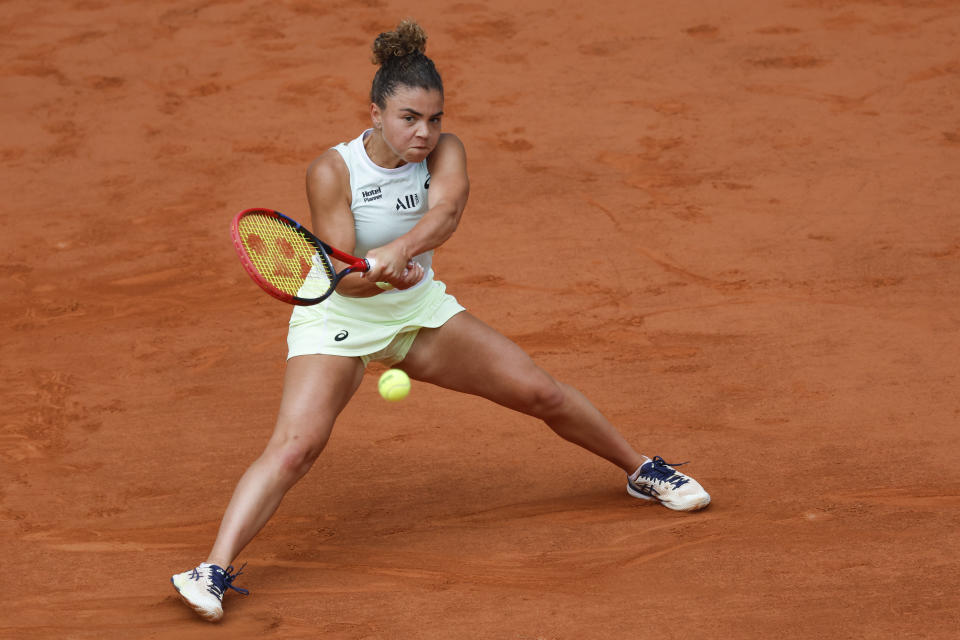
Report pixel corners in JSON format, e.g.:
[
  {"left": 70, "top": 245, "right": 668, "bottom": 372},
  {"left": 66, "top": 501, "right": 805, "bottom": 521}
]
[{"left": 172, "top": 20, "right": 710, "bottom": 622}]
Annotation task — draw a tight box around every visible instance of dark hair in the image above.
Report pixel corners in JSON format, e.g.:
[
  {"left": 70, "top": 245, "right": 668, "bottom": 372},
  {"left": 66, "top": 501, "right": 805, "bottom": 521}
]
[{"left": 369, "top": 20, "right": 443, "bottom": 108}]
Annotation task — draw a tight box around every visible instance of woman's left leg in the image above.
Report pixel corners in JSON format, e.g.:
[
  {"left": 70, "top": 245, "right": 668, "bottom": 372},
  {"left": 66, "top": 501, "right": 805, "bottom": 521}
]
[{"left": 397, "top": 311, "right": 645, "bottom": 473}]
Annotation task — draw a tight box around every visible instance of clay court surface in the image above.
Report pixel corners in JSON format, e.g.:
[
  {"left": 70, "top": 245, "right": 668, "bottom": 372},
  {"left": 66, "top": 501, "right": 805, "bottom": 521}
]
[{"left": 2, "top": 0, "right": 959, "bottom": 637}]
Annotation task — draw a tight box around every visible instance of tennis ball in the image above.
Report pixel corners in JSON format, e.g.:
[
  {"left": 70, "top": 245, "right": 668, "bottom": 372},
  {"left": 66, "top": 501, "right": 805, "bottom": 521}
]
[{"left": 378, "top": 368, "right": 410, "bottom": 402}]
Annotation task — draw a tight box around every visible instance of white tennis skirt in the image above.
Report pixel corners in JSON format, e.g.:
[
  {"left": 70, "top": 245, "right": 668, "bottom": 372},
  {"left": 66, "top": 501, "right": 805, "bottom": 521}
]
[{"left": 287, "top": 273, "right": 465, "bottom": 366}]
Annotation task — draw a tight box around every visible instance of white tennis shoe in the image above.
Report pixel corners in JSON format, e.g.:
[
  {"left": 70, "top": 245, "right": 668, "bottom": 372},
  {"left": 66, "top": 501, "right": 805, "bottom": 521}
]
[
  {"left": 171, "top": 562, "right": 248, "bottom": 622},
  {"left": 627, "top": 456, "right": 711, "bottom": 511}
]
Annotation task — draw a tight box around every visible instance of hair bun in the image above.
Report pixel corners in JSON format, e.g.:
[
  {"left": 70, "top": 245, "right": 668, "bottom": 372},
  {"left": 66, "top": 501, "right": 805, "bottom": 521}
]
[{"left": 371, "top": 19, "right": 427, "bottom": 65}]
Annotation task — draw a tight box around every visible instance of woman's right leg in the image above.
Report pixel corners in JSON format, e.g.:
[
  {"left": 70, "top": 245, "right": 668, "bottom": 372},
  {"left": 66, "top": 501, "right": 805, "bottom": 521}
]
[{"left": 206, "top": 354, "right": 365, "bottom": 568}]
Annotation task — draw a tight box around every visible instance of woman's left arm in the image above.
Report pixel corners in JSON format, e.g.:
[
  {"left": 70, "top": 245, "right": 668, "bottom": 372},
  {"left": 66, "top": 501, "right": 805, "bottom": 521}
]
[{"left": 364, "top": 133, "right": 469, "bottom": 284}]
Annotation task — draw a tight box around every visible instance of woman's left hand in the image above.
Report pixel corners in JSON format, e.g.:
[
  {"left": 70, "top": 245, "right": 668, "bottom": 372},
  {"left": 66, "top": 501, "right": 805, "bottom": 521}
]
[{"left": 363, "top": 245, "right": 424, "bottom": 289}]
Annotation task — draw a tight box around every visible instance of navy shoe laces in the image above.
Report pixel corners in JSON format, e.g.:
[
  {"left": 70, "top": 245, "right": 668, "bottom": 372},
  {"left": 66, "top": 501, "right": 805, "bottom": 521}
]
[
  {"left": 208, "top": 563, "right": 250, "bottom": 598},
  {"left": 639, "top": 456, "right": 691, "bottom": 489}
]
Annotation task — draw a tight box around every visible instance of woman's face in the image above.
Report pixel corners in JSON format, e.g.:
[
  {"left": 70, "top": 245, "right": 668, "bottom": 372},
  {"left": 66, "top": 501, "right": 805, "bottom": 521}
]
[{"left": 372, "top": 85, "right": 443, "bottom": 164}]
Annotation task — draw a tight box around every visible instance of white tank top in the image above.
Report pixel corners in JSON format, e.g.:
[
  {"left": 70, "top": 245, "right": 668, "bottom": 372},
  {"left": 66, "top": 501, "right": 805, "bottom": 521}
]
[{"left": 333, "top": 130, "right": 433, "bottom": 279}]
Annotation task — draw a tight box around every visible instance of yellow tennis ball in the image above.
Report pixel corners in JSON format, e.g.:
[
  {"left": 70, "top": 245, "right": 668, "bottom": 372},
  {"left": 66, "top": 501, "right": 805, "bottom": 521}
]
[{"left": 378, "top": 368, "right": 410, "bottom": 402}]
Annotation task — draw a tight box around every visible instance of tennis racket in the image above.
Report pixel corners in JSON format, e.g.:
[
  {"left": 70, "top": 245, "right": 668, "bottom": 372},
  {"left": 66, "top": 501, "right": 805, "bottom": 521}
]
[{"left": 230, "top": 207, "right": 374, "bottom": 305}]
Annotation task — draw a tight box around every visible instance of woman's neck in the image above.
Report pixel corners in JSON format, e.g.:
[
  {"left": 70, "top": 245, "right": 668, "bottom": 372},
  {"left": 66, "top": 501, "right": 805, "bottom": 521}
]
[{"left": 364, "top": 129, "right": 406, "bottom": 169}]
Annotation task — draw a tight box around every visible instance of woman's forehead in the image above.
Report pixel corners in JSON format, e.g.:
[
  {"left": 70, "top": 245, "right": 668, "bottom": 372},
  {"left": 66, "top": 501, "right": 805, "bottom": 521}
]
[{"left": 386, "top": 85, "right": 443, "bottom": 110}]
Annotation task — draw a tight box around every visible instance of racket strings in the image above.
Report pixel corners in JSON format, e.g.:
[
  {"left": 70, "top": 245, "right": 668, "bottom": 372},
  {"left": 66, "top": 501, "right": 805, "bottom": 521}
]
[{"left": 237, "top": 215, "right": 334, "bottom": 296}]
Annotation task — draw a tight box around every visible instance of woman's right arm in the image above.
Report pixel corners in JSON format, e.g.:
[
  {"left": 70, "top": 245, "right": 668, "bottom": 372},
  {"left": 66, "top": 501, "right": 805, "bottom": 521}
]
[{"left": 305, "top": 151, "right": 389, "bottom": 298}]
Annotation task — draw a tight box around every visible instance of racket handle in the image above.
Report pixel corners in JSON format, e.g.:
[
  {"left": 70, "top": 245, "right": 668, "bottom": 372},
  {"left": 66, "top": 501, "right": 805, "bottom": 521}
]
[
  {"left": 359, "top": 256, "right": 419, "bottom": 276},
  {"left": 365, "top": 257, "right": 394, "bottom": 290}
]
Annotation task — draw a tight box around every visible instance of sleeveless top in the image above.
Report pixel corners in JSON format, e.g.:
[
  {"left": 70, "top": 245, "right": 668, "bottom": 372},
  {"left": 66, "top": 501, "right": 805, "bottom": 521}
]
[{"left": 332, "top": 129, "right": 434, "bottom": 280}]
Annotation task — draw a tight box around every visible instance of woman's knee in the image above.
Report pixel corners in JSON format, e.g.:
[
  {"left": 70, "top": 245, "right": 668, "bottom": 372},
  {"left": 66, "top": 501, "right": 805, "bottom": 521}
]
[
  {"left": 518, "top": 375, "right": 567, "bottom": 419},
  {"left": 266, "top": 418, "right": 334, "bottom": 479},
  {"left": 273, "top": 438, "right": 326, "bottom": 477}
]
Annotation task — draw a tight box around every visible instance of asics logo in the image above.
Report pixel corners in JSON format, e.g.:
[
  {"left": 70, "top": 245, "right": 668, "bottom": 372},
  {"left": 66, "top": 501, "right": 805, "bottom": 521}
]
[
  {"left": 631, "top": 482, "right": 658, "bottom": 497},
  {"left": 334, "top": 330, "right": 349, "bottom": 342}
]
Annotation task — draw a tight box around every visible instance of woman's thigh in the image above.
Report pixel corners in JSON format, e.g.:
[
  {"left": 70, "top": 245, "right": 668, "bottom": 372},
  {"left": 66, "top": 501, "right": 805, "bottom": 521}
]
[
  {"left": 398, "top": 312, "right": 561, "bottom": 415},
  {"left": 268, "top": 354, "right": 365, "bottom": 448}
]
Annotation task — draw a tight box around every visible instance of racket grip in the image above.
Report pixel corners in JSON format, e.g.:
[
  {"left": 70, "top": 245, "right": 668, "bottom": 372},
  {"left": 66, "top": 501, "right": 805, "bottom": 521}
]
[{"left": 365, "top": 257, "right": 394, "bottom": 290}]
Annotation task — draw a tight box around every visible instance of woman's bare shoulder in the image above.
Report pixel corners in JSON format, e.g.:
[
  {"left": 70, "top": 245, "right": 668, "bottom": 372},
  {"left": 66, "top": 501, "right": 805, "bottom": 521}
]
[
  {"left": 436, "top": 132, "right": 465, "bottom": 151},
  {"left": 428, "top": 133, "right": 466, "bottom": 170},
  {"left": 307, "top": 147, "right": 349, "bottom": 183}
]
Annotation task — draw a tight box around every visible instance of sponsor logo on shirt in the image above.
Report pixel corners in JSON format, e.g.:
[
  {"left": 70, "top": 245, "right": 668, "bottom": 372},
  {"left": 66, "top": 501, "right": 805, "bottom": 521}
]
[
  {"left": 396, "top": 193, "right": 420, "bottom": 211},
  {"left": 361, "top": 186, "right": 382, "bottom": 203}
]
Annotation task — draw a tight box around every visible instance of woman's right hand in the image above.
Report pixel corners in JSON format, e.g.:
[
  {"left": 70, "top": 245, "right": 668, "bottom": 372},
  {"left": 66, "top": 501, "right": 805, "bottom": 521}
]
[
  {"left": 369, "top": 259, "right": 423, "bottom": 290},
  {"left": 393, "top": 261, "right": 425, "bottom": 289},
  {"left": 364, "top": 245, "right": 425, "bottom": 290}
]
